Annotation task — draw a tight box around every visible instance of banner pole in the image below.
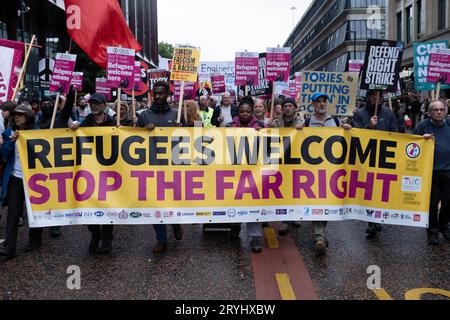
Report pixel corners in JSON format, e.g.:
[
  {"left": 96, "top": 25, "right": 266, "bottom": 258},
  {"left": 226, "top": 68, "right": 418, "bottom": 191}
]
[
  {"left": 270, "top": 82, "right": 276, "bottom": 120},
  {"left": 183, "top": 100, "right": 188, "bottom": 125},
  {"left": 245, "top": 86, "right": 248, "bottom": 97},
  {"left": 50, "top": 92, "right": 60, "bottom": 129},
  {"left": 12, "top": 34, "right": 36, "bottom": 102},
  {"left": 436, "top": 82, "right": 441, "bottom": 100},
  {"left": 431, "top": 90, "right": 435, "bottom": 100},
  {"left": 132, "top": 90, "right": 136, "bottom": 127},
  {"left": 147, "top": 90, "right": 151, "bottom": 109},
  {"left": 388, "top": 93, "right": 393, "bottom": 111},
  {"left": 117, "top": 87, "right": 121, "bottom": 126},
  {"left": 374, "top": 92, "right": 380, "bottom": 117},
  {"left": 177, "top": 82, "right": 185, "bottom": 124}
]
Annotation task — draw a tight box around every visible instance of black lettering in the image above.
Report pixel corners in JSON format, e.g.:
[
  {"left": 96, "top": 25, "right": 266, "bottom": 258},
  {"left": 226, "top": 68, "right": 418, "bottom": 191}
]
[
  {"left": 324, "top": 136, "right": 347, "bottom": 165},
  {"left": 301, "top": 136, "right": 323, "bottom": 165},
  {"left": 263, "top": 136, "right": 282, "bottom": 165},
  {"left": 379, "top": 140, "right": 397, "bottom": 169},
  {"left": 349, "top": 137, "right": 377, "bottom": 167},
  {"left": 283, "top": 137, "right": 301, "bottom": 164},
  {"left": 27, "top": 139, "right": 51, "bottom": 169},
  {"left": 76, "top": 136, "right": 94, "bottom": 166},
  {"left": 122, "top": 136, "right": 146, "bottom": 165},
  {"left": 96, "top": 136, "right": 119, "bottom": 166},
  {"left": 54, "top": 137, "right": 74, "bottom": 167},
  {"left": 149, "top": 137, "right": 168, "bottom": 165},
  {"left": 227, "top": 136, "right": 260, "bottom": 165}
]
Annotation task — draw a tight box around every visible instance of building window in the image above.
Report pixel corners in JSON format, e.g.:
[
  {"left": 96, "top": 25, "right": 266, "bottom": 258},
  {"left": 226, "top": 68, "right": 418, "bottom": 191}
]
[
  {"left": 438, "top": 0, "right": 446, "bottom": 30},
  {"left": 397, "top": 12, "right": 402, "bottom": 41},
  {"left": 406, "top": 6, "right": 412, "bottom": 43},
  {"left": 417, "top": 0, "right": 422, "bottom": 36}
]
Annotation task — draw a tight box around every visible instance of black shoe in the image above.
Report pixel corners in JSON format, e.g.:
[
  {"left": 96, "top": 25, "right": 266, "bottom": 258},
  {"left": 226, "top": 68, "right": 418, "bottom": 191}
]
[
  {"left": 230, "top": 225, "right": 241, "bottom": 239},
  {"left": 366, "top": 223, "right": 378, "bottom": 240},
  {"left": 50, "top": 227, "right": 61, "bottom": 238},
  {"left": 173, "top": 225, "right": 183, "bottom": 241},
  {"left": 314, "top": 235, "right": 328, "bottom": 256},
  {"left": 98, "top": 240, "right": 112, "bottom": 254},
  {"left": 89, "top": 238, "right": 100, "bottom": 254},
  {"left": 25, "top": 242, "right": 42, "bottom": 252},
  {"left": 250, "top": 237, "right": 262, "bottom": 254},
  {"left": 440, "top": 226, "right": 450, "bottom": 242},
  {"left": 278, "top": 223, "right": 289, "bottom": 236},
  {"left": 0, "top": 247, "right": 16, "bottom": 259},
  {"left": 262, "top": 222, "right": 269, "bottom": 228},
  {"left": 428, "top": 229, "right": 440, "bottom": 246},
  {"left": 18, "top": 217, "right": 24, "bottom": 227}
]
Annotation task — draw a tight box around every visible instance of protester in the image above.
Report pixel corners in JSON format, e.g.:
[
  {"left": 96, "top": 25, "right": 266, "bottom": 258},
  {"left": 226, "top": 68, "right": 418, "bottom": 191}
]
[
  {"left": 72, "top": 96, "right": 91, "bottom": 123},
  {"left": 414, "top": 100, "right": 450, "bottom": 245},
  {"left": 253, "top": 98, "right": 270, "bottom": 127},
  {"left": 209, "top": 96, "right": 218, "bottom": 109},
  {"left": 272, "top": 98, "right": 283, "bottom": 119},
  {"left": 116, "top": 101, "right": 133, "bottom": 127},
  {"left": 1, "top": 101, "right": 16, "bottom": 132},
  {"left": 352, "top": 89, "right": 398, "bottom": 240},
  {"left": 0, "top": 103, "right": 36, "bottom": 259},
  {"left": 137, "top": 81, "right": 184, "bottom": 255},
  {"left": 294, "top": 93, "right": 351, "bottom": 255},
  {"left": 29, "top": 98, "right": 40, "bottom": 116},
  {"left": 227, "top": 96, "right": 264, "bottom": 253},
  {"left": 198, "top": 95, "right": 214, "bottom": 128},
  {"left": 270, "top": 97, "right": 304, "bottom": 237},
  {"left": 392, "top": 99, "right": 406, "bottom": 133},
  {"left": 408, "top": 94, "right": 421, "bottom": 129},
  {"left": 211, "top": 92, "right": 238, "bottom": 127},
  {"left": 183, "top": 100, "right": 202, "bottom": 127}
]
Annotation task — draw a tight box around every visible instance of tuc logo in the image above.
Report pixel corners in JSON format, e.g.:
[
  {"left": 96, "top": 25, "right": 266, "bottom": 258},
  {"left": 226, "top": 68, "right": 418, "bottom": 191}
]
[
  {"left": 402, "top": 176, "right": 422, "bottom": 192},
  {"left": 405, "top": 143, "right": 420, "bottom": 159}
]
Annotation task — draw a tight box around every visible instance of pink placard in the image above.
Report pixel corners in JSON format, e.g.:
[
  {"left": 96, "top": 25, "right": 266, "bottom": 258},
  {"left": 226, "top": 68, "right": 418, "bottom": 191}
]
[
  {"left": 0, "top": 39, "right": 24, "bottom": 103},
  {"left": 235, "top": 52, "right": 259, "bottom": 86},
  {"left": 96, "top": 77, "right": 111, "bottom": 101},
  {"left": 107, "top": 47, "right": 136, "bottom": 89},
  {"left": 133, "top": 61, "right": 142, "bottom": 91},
  {"left": 349, "top": 60, "right": 365, "bottom": 73},
  {"left": 211, "top": 73, "right": 226, "bottom": 94},
  {"left": 289, "top": 80, "right": 297, "bottom": 98},
  {"left": 173, "top": 81, "right": 197, "bottom": 101},
  {"left": 71, "top": 72, "right": 83, "bottom": 91},
  {"left": 266, "top": 48, "right": 291, "bottom": 82},
  {"left": 49, "top": 53, "right": 77, "bottom": 94},
  {"left": 426, "top": 49, "right": 450, "bottom": 84}
]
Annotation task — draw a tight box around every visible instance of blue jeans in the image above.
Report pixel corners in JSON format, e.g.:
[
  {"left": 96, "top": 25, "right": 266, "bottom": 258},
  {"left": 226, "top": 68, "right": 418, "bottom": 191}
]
[{"left": 153, "top": 225, "right": 167, "bottom": 244}]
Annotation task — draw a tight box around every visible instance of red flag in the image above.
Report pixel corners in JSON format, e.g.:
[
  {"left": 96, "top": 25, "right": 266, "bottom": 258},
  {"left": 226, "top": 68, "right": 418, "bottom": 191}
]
[{"left": 64, "top": 0, "right": 142, "bottom": 68}]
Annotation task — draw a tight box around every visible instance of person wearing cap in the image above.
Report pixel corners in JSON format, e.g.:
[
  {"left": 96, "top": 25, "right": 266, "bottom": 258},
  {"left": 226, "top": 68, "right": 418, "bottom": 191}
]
[
  {"left": 70, "top": 93, "right": 116, "bottom": 254},
  {"left": 0, "top": 103, "right": 37, "bottom": 260},
  {"left": 295, "top": 93, "right": 351, "bottom": 256},
  {"left": 270, "top": 97, "right": 304, "bottom": 236},
  {"left": 352, "top": 89, "right": 398, "bottom": 239},
  {"left": 137, "top": 81, "right": 184, "bottom": 255}
]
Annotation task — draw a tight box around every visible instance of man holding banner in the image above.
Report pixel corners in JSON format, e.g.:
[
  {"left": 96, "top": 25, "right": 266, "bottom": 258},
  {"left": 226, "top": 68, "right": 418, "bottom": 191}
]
[
  {"left": 414, "top": 100, "right": 450, "bottom": 245},
  {"left": 353, "top": 89, "right": 398, "bottom": 239},
  {"left": 137, "top": 81, "right": 184, "bottom": 255}
]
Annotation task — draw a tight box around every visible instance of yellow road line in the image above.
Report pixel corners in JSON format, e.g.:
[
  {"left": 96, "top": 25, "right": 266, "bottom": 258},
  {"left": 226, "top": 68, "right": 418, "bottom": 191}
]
[
  {"left": 373, "top": 289, "right": 394, "bottom": 300},
  {"left": 264, "top": 227, "right": 279, "bottom": 249},
  {"left": 405, "top": 288, "right": 450, "bottom": 300},
  {"left": 276, "top": 273, "right": 297, "bottom": 300}
]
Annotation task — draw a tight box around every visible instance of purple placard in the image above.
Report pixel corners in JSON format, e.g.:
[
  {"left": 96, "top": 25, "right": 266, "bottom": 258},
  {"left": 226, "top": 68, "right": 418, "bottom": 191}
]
[
  {"left": 133, "top": 61, "right": 142, "bottom": 91},
  {"left": 49, "top": 53, "right": 77, "bottom": 94},
  {"left": 96, "top": 77, "right": 111, "bottom": 101},
  {"left": 266, "top": 48, "right": 290, "bottom": 82},
  {"left": 107, "top": 46, "right": 136, "bottom": 90},
  {"left": 235, "top": 52, "right": 259, "bottom": 86},
  {"left": 426, "top": 49, "right": 450, "bottom": 84},
  {"left": 211, "top": 73, "right": 226, "bottom": 94},
  {"left": 71, "top": 72, "right": 83, "bottom": 91},
  {"left": 173, "top": 81, "right": 197, "bottom": 101}
]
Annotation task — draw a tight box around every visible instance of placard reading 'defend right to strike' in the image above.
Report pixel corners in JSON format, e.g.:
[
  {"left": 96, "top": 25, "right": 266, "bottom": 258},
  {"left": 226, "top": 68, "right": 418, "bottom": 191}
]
[{"left": 360, "top": 39, "right": 404, "bottom": 92}]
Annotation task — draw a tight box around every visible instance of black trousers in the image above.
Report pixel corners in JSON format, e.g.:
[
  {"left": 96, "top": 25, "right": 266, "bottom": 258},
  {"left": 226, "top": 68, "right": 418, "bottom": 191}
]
[
  {"left": 429, "top": 171, "right": 450, "bottom": 231},
  {"left": 88, "top": 225, "right": 114, "bottom": 241},
  {"left": 4, "top": 176, "right": 43, "bottom": 249}
]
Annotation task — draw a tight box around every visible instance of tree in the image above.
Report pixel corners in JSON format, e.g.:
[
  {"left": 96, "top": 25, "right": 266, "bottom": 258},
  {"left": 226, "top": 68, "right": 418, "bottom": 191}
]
[{"left": 159, "top": 42, "right": 174, "bottom": 59}]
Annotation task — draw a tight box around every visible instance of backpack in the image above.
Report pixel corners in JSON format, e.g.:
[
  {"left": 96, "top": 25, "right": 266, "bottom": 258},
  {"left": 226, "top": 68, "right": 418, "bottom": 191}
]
[{"left": 304, "top": 116, "right": 340, "bottom": 127}]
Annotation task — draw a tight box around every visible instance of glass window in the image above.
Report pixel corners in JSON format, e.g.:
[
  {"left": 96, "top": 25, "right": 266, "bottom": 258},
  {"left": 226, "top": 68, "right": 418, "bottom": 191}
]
[
  {"left": 438, "top": 0, "right": 446, "bottom": 30},
  {"left": 396, "top": 12, "right": 402, "bottom": 41}
]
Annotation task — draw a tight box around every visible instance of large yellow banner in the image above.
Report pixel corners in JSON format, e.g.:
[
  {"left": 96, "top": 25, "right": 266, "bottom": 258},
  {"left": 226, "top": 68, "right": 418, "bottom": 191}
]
[{"left": 18, "top": 127, "right": 433, "bottom": 228}]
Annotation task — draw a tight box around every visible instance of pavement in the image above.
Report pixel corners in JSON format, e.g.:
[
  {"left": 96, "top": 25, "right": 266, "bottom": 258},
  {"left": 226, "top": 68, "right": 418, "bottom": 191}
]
[{"left": 0, "top": 210, "right": 449, "bottom": 300}]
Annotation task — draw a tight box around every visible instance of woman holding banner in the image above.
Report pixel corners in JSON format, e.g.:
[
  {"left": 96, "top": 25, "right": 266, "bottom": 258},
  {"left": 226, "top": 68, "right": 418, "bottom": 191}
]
[{"left": 0, "top": 103, "right": 37, "bottom": 260}]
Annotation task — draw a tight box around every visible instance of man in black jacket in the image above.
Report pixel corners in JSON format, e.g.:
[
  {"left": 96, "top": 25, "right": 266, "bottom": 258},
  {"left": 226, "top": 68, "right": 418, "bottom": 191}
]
[
  {"left": 137, "top": 81, "right": 184, "bottom": 255},
  {"left": 352, "top": 90, "right": 399, "bottom": 239},
  {"left": 72, "top": 93, "right": 116, "bottom": 254}
]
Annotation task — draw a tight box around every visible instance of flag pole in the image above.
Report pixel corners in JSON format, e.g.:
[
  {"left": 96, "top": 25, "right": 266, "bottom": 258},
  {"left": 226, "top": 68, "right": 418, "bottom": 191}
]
[
  {"left": 270, "top": 81, "right": 276, "bottom": 120},
  {"left": 177, "top": 82, "right": 185, "bottom": 124},
  {"left": 436, "top": 82, "right": 442, "bottom": 100},
  {"left": 117, "top": 88, "right": 121, "bottom": 126},
  {"left": 132, "top": 89, "right": 136, "bottom": 127},
  {"left": 50, "top": 92, "right": 60, "bottom": 129},
  {"left": 12, "top": 34, "right": 36, "bottom": 101}
]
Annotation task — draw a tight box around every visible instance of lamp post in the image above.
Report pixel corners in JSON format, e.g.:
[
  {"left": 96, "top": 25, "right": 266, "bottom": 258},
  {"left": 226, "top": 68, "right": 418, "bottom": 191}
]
[
  {"left": 289, "top": 6, "right": 297, "bottom": 31},
  {"left": 18, "top": 0, "right": 30, "bottom": 42}
]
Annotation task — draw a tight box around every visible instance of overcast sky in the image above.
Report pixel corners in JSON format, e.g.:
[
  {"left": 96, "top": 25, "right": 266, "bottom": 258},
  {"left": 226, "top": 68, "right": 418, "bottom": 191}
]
[{"left": 158, "top": 0, "right": 313, "bottom": 61}]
